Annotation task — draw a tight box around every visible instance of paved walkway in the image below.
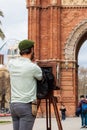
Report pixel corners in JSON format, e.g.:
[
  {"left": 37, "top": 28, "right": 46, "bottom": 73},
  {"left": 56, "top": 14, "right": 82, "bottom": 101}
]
[{"left": 0, "top": 116, "right": 84, "bottom": 130}]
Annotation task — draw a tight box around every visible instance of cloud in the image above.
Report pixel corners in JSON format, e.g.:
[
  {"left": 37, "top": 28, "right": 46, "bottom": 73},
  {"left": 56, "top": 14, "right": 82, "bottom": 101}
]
[
  {"left": 0, "top": 0, "right": 87, "bottom": 67},
  {"left": 0, "top": 0, "right": 28, "bottom": 44},
  {"left": 0, "top": 0, "right": 28, "bottom": 64},
  {"left": 78, "top": 41, "right": 87, "bottom": 68},
  {"left": 4, "top": 20, "right": 28, "bottom": 40}
]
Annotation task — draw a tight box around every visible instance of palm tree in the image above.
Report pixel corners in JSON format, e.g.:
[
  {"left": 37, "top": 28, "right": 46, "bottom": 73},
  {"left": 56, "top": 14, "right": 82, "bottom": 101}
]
[{"left": 0, "top": 10, "right": 5, "bottom": 40}]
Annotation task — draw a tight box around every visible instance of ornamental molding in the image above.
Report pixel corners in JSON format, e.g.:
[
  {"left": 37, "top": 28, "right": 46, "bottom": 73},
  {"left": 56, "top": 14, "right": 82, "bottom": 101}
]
[
  {"left": 62, "top": 0, "right": 87, "bottom": 5},
  {"left": 51, "top": 0, "right": 57, "bottom": 5},
  {"left": 30, "top": 0, "right": 36, "bottom": 5},
  {"left": 64, "top": 19, "right": 87, "bottom": 60}
]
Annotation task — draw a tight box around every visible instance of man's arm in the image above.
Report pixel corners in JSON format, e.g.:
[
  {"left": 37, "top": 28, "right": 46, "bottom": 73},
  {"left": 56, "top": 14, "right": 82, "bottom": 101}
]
[{"left": 33, "top": 64, "right": 42, "bottom": 80}]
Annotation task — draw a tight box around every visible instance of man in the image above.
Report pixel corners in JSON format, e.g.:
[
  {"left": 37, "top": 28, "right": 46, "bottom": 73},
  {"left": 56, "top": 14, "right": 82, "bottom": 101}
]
[
  {"left": 78, "top": 95, "right": 87, "bottom": 128},
  {"left": 8, "top": 39, "right": 42, "bottom": 130},
  {"left": 60, "top": 103, "right": 66, "bottom": 120}
]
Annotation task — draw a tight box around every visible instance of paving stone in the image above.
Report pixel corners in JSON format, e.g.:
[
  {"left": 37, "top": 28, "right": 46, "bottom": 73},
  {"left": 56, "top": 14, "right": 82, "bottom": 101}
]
[{"left": 0, "top": 116, "right": 82, "bottom": 130}]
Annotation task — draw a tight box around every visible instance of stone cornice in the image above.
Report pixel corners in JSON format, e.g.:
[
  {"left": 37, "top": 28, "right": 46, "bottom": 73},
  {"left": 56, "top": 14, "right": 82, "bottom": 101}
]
[
  {"left": 27, "top": 5, "right": 87, "bottom": 9},
  {"left": 26, "top": 5, "right": 62, "bottom": 9},
  {"left": 61, "top": 5, "right": 87, "bottom": 9}
]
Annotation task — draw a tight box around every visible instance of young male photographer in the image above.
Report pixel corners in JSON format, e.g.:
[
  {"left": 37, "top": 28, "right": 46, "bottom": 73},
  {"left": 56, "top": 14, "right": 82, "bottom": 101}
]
[{"left": 8, "top": 39, "right": 42, "bottom": 130}]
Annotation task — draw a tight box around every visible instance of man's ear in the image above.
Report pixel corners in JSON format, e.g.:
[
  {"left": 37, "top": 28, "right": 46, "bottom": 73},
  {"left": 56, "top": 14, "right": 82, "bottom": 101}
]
[
  {"left": 31, "top": 47, "right": 34, "bottom": 52},
  {"left": 30, "top": 47, "right": 34, "bottom": 60}
]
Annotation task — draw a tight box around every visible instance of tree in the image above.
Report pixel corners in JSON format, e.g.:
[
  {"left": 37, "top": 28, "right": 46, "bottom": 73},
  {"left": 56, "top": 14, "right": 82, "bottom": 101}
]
[
  {"left": 0, "top": 67, "right": 10, "bottom": 108},
  {"left": 78, "top": 67, "right": 87, "bottom": 98},
  {"left": 0, "top": 10, "right": 5, "bottom": 40}
]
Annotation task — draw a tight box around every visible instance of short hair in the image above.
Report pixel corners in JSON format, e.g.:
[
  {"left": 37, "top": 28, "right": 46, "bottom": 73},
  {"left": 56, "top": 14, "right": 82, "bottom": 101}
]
[
  {"left": 20, "top": 48, "right": 32, "bottom": 55},
  {"left": 80, "top": 95, "right": 84, "bottom": 98}
]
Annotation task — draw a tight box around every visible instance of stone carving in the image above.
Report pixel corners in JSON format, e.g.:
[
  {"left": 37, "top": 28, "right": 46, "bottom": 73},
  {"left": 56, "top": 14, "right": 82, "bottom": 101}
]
[
  {"left": 62, "top": 11, "right": 80, "bottom": 27},
  {"left": 30, "top": 0, "right": 36, "bottom": 5},
  {"left": 64, "top": 19, "right": 87, "bottom": 60},
  {"left": 62, "top": 0, "right": 87, "bottom": 5},
  {"left": 51, "top": 0, "right": 57, "bottom": 4}
]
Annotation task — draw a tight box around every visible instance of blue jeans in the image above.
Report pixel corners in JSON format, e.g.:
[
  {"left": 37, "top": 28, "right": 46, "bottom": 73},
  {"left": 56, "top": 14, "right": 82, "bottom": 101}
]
[
  {"left": 10, "top": 102, "right": 35, "bottom": 130},
  {"left": 61, "top": 112, "right": 66, "bottom": 120},
  {"left": 81, "top": 112, "right": 87, "bottom": 126}
]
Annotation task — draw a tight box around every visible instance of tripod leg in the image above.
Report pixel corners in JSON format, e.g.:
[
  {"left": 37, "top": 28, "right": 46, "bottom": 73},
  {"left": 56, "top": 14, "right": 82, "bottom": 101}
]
[
  {"left": 37, "top": 98, "right": 51, "bottom": 130},
  {"left": 46, "top": 98, "right": 52, "bottom": 130},
  {"left": 52, "top": 96, "right": 63, "bottom": 130},
  {"left": 49, "top": 97, "right": 51, "bottom": 130},
  {"left": 46, "top": 98, "right": 49, "bottom": 130}
]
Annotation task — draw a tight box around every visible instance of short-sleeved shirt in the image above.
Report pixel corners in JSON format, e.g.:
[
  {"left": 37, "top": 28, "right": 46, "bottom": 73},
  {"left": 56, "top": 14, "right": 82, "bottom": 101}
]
[{"left": 8, "top": 57, "right": 42, "bottom": 103}]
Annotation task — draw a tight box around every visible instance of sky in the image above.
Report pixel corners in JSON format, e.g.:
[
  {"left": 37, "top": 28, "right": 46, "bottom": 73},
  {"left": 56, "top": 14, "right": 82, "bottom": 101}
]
[
  {"left": 0, "top": 0, "right": 28, "bottom": 64},
  {"left": 0, "top": 0, "right": 87, "bottom": 67},
  {"left": 0, "top": 0, "right": 28, "bottom": 46},
  {"left": 78, "top": 41, "right": 87, "bottom": 68}
]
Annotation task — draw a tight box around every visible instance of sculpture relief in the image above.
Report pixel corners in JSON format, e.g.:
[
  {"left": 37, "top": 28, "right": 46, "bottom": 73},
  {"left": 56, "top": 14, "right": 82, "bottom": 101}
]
[
  {"left": 51, "top": 0, "right": 57, "bottom": 4},
  {"left": 30, "top": 0, "right": 36, "bottom": 5},
  {"left": 62, "top": 0, "right": 87, "bottom": 5}
]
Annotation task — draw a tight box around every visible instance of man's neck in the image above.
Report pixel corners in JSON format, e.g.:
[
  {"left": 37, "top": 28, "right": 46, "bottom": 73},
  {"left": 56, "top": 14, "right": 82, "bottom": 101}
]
[{"left": 22, "top": 54, "right": 31, "bottom": 59}]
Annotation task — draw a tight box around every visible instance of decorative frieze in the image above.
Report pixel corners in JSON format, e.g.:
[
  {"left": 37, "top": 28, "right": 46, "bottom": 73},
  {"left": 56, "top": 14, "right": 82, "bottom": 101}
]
[
  {"left": 30, "top": 0, "right": 36, "bottom": 6},
  {"left": 62, "top": 0, "right": 87, "bottom": 5},
  {"left": 61, "top": 61, "right": 75, "bottom": 69},
  {"left": 51, "top": 0, "right": 57, "bottom": 5}
]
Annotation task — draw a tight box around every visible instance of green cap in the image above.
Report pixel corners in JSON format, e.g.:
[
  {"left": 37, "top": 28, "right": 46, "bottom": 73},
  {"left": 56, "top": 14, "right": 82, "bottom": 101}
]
[{"left": 18, "top": 39, "right": 34, "bottom": 51}]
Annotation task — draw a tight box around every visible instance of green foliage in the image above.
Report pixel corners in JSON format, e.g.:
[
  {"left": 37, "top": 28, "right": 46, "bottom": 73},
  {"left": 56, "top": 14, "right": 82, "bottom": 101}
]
[
  {"left": 0, "top": 121, "right": 11, "bottom": 124},
  {"left": 0, "top": 10, "right": 5, "bottom": 40}
]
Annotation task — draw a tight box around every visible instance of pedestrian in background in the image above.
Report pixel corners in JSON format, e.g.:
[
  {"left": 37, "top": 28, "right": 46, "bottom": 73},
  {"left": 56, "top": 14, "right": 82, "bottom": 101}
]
[
  {"left": 8, "top": 39, "right": 42, "bottom": 130},
  {"left": 60, "top": 103, "right": 66, "bottom": 120},
  {"left": 78, "top": 95, "right": 87, "bottom": 128}
]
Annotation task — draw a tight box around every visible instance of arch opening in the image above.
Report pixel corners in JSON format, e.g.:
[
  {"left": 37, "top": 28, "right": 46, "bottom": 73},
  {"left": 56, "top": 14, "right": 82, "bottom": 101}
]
[
  {"left": 78, "top": 39, "right": 87, "bottom": 102},
  {"left": 64, "top": 19, "right": 87, "bottom": 109}
]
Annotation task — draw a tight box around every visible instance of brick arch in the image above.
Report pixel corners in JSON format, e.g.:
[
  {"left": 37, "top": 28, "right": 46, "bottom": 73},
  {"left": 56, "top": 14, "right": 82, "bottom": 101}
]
[
  {"left": 26, "top": 0, "right": 87, "bottom": 116},
  {"left": 65, "top": 19, "right": 87, "bottom": 60}
]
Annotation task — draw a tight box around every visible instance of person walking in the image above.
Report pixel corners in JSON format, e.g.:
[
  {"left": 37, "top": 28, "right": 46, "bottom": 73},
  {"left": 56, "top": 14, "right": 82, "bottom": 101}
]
[
  {"left": 60, "top": 103, "right": 66, "bottom": 120},
  {"left": 8, "top": 39, "right": 42, "bottom": 130},
  {"left": 78, "top": 95, "right": 87, "bottom": 128}
]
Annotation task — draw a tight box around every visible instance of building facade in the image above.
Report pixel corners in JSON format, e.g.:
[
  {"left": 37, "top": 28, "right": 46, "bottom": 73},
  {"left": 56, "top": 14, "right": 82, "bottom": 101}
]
[{"left": 26, "top": 0, "right": 87, "bottom": 116}]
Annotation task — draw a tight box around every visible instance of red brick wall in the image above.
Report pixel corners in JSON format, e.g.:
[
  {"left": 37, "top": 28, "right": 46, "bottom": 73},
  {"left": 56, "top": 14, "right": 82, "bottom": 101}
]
[
  {"left": 26, "top": 0, "right": 87, "bottom": 116},
  {"left": 61, "top": 7, "right": 87, "bottom": 59}
]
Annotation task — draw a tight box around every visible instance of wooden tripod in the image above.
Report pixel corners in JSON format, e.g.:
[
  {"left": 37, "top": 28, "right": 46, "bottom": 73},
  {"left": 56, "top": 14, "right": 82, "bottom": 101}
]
[{"left": 37, "top": 92, "right": 63, "bottom": 130}]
